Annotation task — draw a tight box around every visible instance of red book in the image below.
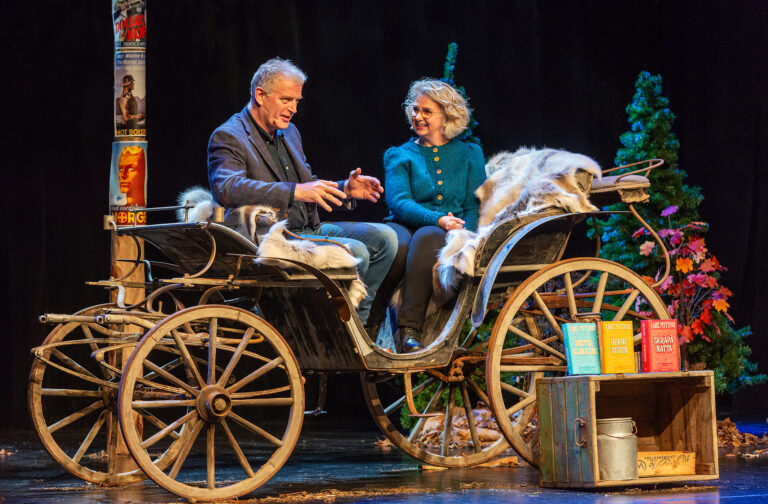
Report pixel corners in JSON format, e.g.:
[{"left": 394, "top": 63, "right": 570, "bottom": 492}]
[{"left": 641, "top": 320, "right": 681, "bottom": 372}]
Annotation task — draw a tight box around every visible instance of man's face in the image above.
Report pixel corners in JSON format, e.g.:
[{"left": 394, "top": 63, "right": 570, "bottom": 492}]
[
  {"left": 118, "top": 147, "right": 145, "bottom": 205},
  {"left": 253, "top": 77, "right": 303, "bottom": 133}
]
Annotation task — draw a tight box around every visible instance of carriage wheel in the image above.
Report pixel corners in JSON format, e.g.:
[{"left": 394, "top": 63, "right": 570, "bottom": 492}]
[
  {"left": 28, "top": 304, "right": 179, "bottom": 484},
  {"left": 118, "top": 305, "right": 304, "bottom": 501},
  {"left": 362, "top": 351, "right": 513, "bottom": 467},
  {"left": 485, "top": 258, "right": 669, "bottom": 467}
]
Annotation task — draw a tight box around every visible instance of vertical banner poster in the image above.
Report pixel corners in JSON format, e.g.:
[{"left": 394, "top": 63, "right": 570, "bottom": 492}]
[
  {"left": 110, "top": 141, "right": 147, "bottom": 225},
  {"left": 114, "top": 50, "right": 146, "bottom": 137},
  {"left": 113, "top": 0, "right": 147, "bottom": 49}
]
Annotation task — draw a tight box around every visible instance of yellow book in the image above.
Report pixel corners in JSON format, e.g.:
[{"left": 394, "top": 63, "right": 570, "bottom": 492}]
[{"left": 600, "top": 320, "right": 636, "bottom": 373}]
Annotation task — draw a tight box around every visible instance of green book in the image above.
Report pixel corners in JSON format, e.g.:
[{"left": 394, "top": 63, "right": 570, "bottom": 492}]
[{"left": 563, "top": 323, "right": 601, "bottom": 375}]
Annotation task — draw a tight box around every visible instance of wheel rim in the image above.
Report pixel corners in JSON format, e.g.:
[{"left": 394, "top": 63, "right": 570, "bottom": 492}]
[
  {"left": 28, "top": 303, "right": 177, "bottom": 485},
  {"left": 362, "top": 340, "right": 512, "bottom": 467},
  {"left": 486, "top": 258, "right": 669, "bottom": 467},
  {"left": 118, "top": 305, "right": 304, "bottom": 501}
]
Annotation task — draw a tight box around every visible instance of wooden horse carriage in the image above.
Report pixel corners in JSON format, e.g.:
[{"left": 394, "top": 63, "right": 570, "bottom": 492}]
[{"left": 29, "top": 160, "right": 670, "bottom": 500}]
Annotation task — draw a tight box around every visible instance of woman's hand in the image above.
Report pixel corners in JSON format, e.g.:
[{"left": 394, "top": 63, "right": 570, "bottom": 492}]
[{"left": 438, "top": 212, "right": 465, "bottom": 231}]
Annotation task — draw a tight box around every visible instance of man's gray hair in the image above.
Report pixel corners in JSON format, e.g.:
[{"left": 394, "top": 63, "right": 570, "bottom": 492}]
[
  {"left": 403, "top": 79, "right": 471, "bottom": 140},
  {"left": 250, "top": 58, "right": 307, "bottom": 101}
]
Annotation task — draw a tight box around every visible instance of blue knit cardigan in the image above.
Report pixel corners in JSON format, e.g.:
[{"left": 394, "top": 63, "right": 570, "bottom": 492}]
[{"left": 383, "top": 138, "right": 486, "bottom": 232}]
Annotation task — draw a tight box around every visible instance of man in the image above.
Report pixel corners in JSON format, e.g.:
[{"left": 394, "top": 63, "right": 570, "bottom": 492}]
[
  {"left": 207, "top": 58, "right": 397, "bottom": 327},
  {"left": 119, "top": 74, "right": 145, "bottom": 129}
]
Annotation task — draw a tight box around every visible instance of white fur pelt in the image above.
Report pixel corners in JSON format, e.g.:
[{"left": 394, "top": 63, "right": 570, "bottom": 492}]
[
  {"left": 258, "top": 221, "right": 367, "bottom": 307},
  {"left": 434, "top": 148, "right": 601, "bottom": 297},
  {"left": 175, "top": 187, "right": 366, "bottom": 307},
  {"left": 176, "top": 186, "right": 281, "bottom": 243}
]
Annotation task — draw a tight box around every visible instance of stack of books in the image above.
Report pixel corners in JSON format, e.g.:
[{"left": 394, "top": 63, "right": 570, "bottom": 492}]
[{"left": 562, "top": 319, "right": 680, "bottom": 375}]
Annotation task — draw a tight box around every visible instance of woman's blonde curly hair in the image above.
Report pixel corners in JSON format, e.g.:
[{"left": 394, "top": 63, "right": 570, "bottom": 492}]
[{"left": 403, "top": 79, "right": 471, "bottom": 140}]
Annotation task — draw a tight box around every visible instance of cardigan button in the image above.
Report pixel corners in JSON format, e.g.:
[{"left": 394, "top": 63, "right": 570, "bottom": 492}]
[
  {"left": 436, "top": 169, "right": 442, "bottom": 174},
  {"left": 437, "top": 195, "right": 443, "bottom": 200},
  {"left": 433, "top": 147, "right": 438, "bottom": 153},
  {"left": 437, "top": 180, "right": 443, "bottom": 185},
  {"left": 434, "top": 156, "right": 439, "bottom": 162}
]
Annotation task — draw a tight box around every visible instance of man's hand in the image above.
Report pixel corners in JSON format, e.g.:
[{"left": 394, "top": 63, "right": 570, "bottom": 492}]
[
  {"left": 294, "top": 180, "right": 347, "bottom": 212},
  {"left": 346, "top": 168, "right": 383, "bottom": 202},
  {"left": 438, "top": 212, "right": 465, "bottom": 231}
]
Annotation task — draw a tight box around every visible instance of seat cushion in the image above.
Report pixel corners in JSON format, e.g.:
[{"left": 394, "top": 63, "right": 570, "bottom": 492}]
[{"left": 589, "top": 174, "right": 650, "bottom": 206}]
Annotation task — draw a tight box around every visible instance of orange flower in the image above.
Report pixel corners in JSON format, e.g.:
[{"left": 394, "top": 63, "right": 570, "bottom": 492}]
[
  {"left": 678, "top": 325, "right": 694, "bottom": 344},
  {"left": 676, "top": 257, "right": 694, "bottom": 274},
  {"left": 691, "top": 319, "right": 704, "bottom": 335},
  {"left": 713, "top": 298, "right": 730, "bottom": 312},
  {"left": 639, "top": 241, "right": 656, "bottom": 256}
]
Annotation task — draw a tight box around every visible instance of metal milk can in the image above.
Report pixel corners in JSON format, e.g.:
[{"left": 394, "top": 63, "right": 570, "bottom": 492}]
[{"left": 596, "top": 417, "right": 638, "bottom": 480}]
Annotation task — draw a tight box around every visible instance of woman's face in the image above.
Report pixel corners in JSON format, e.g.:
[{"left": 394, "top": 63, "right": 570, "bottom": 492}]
[{"left": 411, "top": 94, "right": 447, "bottom": 146}]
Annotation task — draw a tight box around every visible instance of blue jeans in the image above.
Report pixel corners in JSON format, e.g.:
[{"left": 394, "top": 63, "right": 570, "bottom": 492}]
[{"left": 299, "top": 222, "right": 398, "bottom": 325}]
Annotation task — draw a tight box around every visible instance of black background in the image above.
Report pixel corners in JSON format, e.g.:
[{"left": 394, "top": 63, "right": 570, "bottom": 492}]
[{"left": 2, "top": 1, "right": 767, "bottom": 430}]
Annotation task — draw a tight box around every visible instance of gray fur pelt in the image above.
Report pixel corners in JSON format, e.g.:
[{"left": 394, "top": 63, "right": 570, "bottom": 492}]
[
  {"left": 175, "top": 187, "right": 366, "bottom": 307},
  {"left": 434, "top": 147, "right": 601, "bottom": 296}
]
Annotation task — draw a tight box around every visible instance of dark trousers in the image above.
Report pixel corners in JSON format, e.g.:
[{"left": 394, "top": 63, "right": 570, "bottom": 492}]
[{"left": 385, "top": 222, "right": 447, "bottom": 331}]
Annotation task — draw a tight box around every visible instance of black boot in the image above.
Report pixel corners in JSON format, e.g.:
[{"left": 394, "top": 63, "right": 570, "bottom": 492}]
[{"left": 394, "top": 326, "right": 425, "bottom": 353}]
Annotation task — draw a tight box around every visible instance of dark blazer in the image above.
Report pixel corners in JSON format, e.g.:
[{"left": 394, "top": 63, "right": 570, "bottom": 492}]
[{"left": 207, "top": 106, "right": 320, "bottom": 228}]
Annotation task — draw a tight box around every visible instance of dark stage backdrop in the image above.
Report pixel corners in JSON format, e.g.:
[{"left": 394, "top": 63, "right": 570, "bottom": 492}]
[{"left": 2, "top": 1, "right": 767, "bottom": 430}]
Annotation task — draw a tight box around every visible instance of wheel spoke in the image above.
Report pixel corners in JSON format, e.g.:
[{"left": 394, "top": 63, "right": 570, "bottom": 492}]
[
  {"left": 207, "top": 424, "right": 216, "bottom": 489},
  {"left": 138, "top": 410, "right": 182, "bottom": 441},
  {"left": 230, "top": 397, "right": 293, "bottom": 407},
  {"left": 141, "top": 410, "right": 197, "bottom": 449},
  {"left": 532, "top": 292, "right": 563, "bottom": 339},
  {"left": 460, "top": 384, "right": 482, "bottom": 453},
  {"left": 207, "top": 318, "right": 217, "bottom": 385},
  {"left": 465, "top": 376, "right": 491, "bottom": 407},
  {"left": 504, "top": 393, "right": 537, "bottom": 416},
  {"left": 132, "top": 399, "right": 196, "bottom": 408},
  {"left": 72, "top": 410, "right": 107, "bottom": 463},
  {"left": 231, "top": 385, "right": 291, "bottom": 399},
  {"left": 441, "top": 385, "right": 456, "bottom": 457},
  {"left": 51, "top": 348, "right": 99, "bottom": 381},
  {"left": 168, "top": 418, "right": 204, "bottom": 479},
  {"left": 42, "top": 388, "right": 102, "bottom": 398},
  {"left": 500, "top": 381, "right": 531, "bottom": 398},
  {"left": 227, "top": 356, "right": 284, "bottom": 394},
  {"left": 142, "top": 358, "right": 199, "bottom": 397},
  {"left": 48, "top": 400, "right": 103, "bottom": 433},
  {"left": 383, "top": 377, "right": 435, "bottom": 415},
  {"left": 217, "top": 327, "right": 254, "bottom": 387},
  {"left": 592, "top": 272, "right": 609, "bottom": 313},
  {"left": 142, "top": 357, "right": 182, "bottom": 382},
  {"left": 228, "top": 411, "right": 283, "bottom": 447},
  {"left": 408, "top": 382, "right": 445, "bottom": 443},
  {"left": 613, "top": 289, "right": 640, "bottom": 321},
  {"left": 563, "top": 272, "right": 577, "bottom": 320},
  {"left": 171, "top": 329, "right": 205, "bottom": 389},
  {"left": 507, "top": 325, "right": 566, "bottom": 361},
  {"left": 221, "top": 419, "right": 254, "bottom": 477}
]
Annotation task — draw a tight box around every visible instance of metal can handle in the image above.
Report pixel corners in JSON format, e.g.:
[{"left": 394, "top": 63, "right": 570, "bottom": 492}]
[{"left": 574, "top": 417, "right": 587, "bottom": 447}]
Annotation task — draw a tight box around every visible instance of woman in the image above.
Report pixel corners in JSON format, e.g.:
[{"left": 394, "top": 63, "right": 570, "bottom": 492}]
[{"left": 383, "top": 79, "right": 486, "bottom": 352}]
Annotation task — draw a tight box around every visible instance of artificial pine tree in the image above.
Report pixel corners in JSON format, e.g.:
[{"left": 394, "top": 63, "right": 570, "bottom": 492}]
[
  {"left": 600, "top": 71, "right": 703, "bottom": 275},
  {"left": 602, "top": 71, "right": 764, "bottom": 392},
  {"left": 441, "top": 42, "right": 481, "bottom": 147}
]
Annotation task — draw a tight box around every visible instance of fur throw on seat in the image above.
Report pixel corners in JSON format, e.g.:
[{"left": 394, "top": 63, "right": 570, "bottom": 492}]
[
  {"left": 434, "top": 148, "right": 601, "bottom": 296},
  {"left": 175, "top": 187, "right": 366, "bottom": 307}
]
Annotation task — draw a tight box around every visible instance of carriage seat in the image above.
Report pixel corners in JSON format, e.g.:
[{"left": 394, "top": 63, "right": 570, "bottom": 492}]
[{"left": 588, "top": 173, "right": 650, "bottom": 206}]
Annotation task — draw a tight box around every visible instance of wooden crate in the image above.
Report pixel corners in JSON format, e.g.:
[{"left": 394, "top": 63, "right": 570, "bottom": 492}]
[{"left": 537, "top": 371, "right": 719, "bottom": 487}]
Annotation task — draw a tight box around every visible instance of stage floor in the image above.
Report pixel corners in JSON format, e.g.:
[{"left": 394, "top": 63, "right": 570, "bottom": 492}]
[{"left": 1, "top": 422, "right": 766, "bottom": 503}]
